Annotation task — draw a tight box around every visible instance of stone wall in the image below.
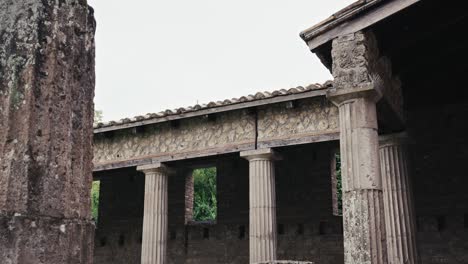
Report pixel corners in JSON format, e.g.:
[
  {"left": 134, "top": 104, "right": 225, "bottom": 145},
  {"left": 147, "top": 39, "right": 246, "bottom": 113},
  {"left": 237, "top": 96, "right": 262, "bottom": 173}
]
[
  {"left": 93, "top": 96, "right": 340, "bottom": 171},
  {"left": 0, "top": 0, "right": 96, "bottom": 262},
  {"left": 93, "top": 142, "right": 344, "bottom": 264}
]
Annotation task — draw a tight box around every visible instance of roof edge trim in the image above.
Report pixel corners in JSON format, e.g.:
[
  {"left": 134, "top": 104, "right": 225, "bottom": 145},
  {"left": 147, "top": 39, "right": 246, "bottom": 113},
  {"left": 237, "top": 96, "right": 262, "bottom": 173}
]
[{"left": 300, "top": 0, "right": 420, "bottom": 50}]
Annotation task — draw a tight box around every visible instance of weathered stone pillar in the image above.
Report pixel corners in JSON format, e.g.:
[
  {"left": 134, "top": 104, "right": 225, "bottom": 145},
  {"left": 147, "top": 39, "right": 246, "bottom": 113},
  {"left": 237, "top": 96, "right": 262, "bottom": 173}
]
[
  {"left": 137, "top": 163, "right": 172, "bottom": 264},
  {"left": 379, "top": 133, "right": 419, "bottom": 264},
  {"left": 328, "top": 30, "right": 387, "bottom": 264},
  {"left": 0, "top": 0, "right": 95, "bottom": 263},
  {"left": 241, "top": 149, "right": 278, "bottom": 264}
]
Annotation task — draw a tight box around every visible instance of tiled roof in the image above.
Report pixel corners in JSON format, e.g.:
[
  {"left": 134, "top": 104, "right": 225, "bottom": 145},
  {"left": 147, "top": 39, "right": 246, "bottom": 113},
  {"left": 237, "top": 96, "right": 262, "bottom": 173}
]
[
  {"left": 94, "top": 81, "right": 333, "bottom": 131},
  {"left": 300, "top": 0, "right": 382, "bottom": 41}
]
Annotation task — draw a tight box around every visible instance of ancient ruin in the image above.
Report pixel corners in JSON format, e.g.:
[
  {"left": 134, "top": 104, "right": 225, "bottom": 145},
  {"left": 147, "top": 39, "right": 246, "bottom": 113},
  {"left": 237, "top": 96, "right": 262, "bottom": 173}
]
[
  {"left": 2, "top": 0, "right": 468, "bottom": 264},
  {"left": 92, "top": 1, "right": 468, "bottom": 263},
  {"left": 0, "top": 0, "right": 96, "bottom": 263}
]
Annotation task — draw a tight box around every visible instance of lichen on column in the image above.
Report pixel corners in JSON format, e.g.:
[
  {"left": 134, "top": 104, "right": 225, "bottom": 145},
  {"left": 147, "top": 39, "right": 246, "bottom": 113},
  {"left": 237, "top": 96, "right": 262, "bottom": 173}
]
[{"left": 0, "top": 0, "right": 96, "bottom": 262}]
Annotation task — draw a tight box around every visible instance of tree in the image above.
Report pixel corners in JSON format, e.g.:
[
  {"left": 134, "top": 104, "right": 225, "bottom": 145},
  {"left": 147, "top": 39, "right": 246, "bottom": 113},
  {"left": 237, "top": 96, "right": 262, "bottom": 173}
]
[
  {"left": 91, "top": 181, "right": 100, "bottom": 223},
  {"left": 94, "top": 110, "right": 103, "bottom": 125},
  {"left": 193, "top": 167, "right": 217, "bottom": 221}
]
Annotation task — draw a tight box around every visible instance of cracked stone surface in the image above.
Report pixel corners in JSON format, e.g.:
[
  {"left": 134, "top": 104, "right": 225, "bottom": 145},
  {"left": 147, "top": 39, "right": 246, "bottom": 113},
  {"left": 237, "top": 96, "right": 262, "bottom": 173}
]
[{"left": 0, "top": 0, "right": 96, "bottom": 263}]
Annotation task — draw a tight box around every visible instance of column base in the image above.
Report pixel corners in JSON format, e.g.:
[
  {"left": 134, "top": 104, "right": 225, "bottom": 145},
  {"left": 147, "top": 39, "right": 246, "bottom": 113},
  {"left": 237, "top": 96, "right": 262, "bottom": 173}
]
[{"left": 0, "top": 214, "right": 95, "bottom": 264}]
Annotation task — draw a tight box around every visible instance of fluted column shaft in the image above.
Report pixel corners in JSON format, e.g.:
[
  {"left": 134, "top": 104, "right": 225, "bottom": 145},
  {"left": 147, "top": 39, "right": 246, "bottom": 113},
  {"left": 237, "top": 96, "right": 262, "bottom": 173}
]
[
  {"left": 241, "top": 149, "right": 278, "bottom": 264},
  {"left": 380, "top": 134, "right": 419, "bottom": 264},
  {"left": 337, "top": 97, "right": 387, "bottom": 264},
  {"left": 137, "top": 163, "right": 171, "bottom": 264}
]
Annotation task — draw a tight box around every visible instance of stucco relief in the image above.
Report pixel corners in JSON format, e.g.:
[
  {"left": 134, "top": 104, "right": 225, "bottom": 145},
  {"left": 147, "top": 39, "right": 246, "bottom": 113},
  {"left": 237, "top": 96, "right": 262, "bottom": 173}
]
[
  {"left": 257, "top": 97, "right": 339, "bottom": 142},
  {"left": 94, "top": 110, "right": 256, "bottom": 165}
]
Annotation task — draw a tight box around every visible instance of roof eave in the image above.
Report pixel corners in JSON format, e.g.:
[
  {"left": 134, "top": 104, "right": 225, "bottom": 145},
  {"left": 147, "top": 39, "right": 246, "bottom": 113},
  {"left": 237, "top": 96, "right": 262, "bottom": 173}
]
[
  {"left": 93, "top": 85, "right": 330, "bottom": 134},
  {"left": 300, "top": 0, "right": 420, "bottom": 51}
]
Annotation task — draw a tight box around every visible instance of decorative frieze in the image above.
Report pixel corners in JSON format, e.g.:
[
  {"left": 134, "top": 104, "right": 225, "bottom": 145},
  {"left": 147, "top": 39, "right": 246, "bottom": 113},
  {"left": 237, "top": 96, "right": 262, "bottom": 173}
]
[
  {"left": 257, "top": 97, "right": 339, "bottom": 146},
  {"left": 94, "top": 110, "right": 256, "bottom": 168},
  {"left": 94, "top": 96, "right": 341, "bottom": 170}
]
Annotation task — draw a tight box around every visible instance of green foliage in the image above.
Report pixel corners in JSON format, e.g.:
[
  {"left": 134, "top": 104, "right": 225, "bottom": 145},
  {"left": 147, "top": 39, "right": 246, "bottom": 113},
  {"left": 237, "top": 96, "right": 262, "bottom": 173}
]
[
  {"left": 193, "top": 167, "right": 217, "bottom": 221},
  {"left": 336, "top": 153, "right": 343, "bottom": 216},
  {"left": 94, "top": 110, "right": 103, "bottom": 125},
  {"left": 91, "top": 181, "right": 100, "bottom": 223}
]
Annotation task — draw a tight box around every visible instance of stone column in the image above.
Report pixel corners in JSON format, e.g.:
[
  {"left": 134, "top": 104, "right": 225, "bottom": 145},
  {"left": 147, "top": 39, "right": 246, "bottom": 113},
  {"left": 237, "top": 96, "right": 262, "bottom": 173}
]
[
  {"left": 328, "top": 30, "right": 387, "bottom": 264},
  {"left": 379, "top": 133, "right": 419, "bottom": 264},
  {"left": 0, "top": 1, "right": 95, "bottom": 263},
  {"left": 241, "top": 149, "right": 278, "bottom": 264},
  {"left": 137, "top": 163, "right": 172, "bottom": 264}
]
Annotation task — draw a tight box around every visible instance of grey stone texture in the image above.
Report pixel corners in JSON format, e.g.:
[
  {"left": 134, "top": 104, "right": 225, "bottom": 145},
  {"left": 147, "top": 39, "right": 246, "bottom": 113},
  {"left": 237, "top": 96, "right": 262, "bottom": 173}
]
[
  {"left": 329, "top": 30, "right": 387, "bottom": 264},
  {"left": 94, "top": 110, "right": 256, "bottom": 167},
  {"left": 330, "top": 30, "right": 402, "bottom": 121},
  {"left": 379, "top": 133, "right": 419, "bottom": 264},
  {"left": 241, "top": 149, "right": 279, "bottom": 263},
  {"left": 257, "top": 97, "right": 338, "bottom": 146},
  {"left": 0, "top": 0, "right": 96, "bottom": 263}
]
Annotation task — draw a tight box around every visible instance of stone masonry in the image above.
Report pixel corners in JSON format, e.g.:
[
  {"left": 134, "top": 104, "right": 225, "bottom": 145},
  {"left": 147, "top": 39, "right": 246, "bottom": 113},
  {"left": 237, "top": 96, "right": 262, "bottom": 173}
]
[{"left": 0, "top": 0, "right": 96, "bottom": 263}]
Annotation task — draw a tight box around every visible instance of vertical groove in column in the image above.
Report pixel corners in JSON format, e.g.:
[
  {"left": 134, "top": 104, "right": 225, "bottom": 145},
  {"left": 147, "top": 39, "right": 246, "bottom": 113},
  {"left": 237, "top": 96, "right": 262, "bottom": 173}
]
[
  {"left": 249, "top": 158, "right": 277, "bottom": 264},
  {"left": 339, "top": 99, "right": 387, "bottom": 264},
  {"left": 141, "top": 169, "right": 169, "bottom": 264},
  {"left": 380, "top": 139, "right": 418, "bottom": 264}
]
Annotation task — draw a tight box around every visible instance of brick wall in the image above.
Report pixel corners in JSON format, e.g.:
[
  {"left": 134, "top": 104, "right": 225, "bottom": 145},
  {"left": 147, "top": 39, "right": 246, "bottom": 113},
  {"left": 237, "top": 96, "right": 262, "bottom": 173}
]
[
  {"left": 93, "top": 168, "right": 144, "bottom": 263},
  {"left": 93, "top": 142, "right": 344, "bottom": 264}
]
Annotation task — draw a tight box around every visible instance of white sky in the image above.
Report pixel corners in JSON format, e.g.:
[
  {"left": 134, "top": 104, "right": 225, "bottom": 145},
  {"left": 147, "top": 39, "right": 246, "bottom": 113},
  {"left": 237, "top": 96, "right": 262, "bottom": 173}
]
[{"left": 88, "top": 0, "right": 355, "bottom": 121}]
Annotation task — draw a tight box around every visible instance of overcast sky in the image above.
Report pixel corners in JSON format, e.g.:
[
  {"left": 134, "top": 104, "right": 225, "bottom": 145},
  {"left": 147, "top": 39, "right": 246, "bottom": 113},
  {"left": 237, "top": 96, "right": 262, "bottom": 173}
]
[{"left": 88, "top": 0, "right": 354, "bottom": 121}]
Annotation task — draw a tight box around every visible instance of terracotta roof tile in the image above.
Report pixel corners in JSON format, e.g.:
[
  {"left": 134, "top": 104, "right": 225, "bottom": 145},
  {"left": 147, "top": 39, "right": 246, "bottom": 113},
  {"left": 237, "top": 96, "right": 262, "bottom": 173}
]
[{"left": 94, "top": 81, "right": 332, "bottom": 129}]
